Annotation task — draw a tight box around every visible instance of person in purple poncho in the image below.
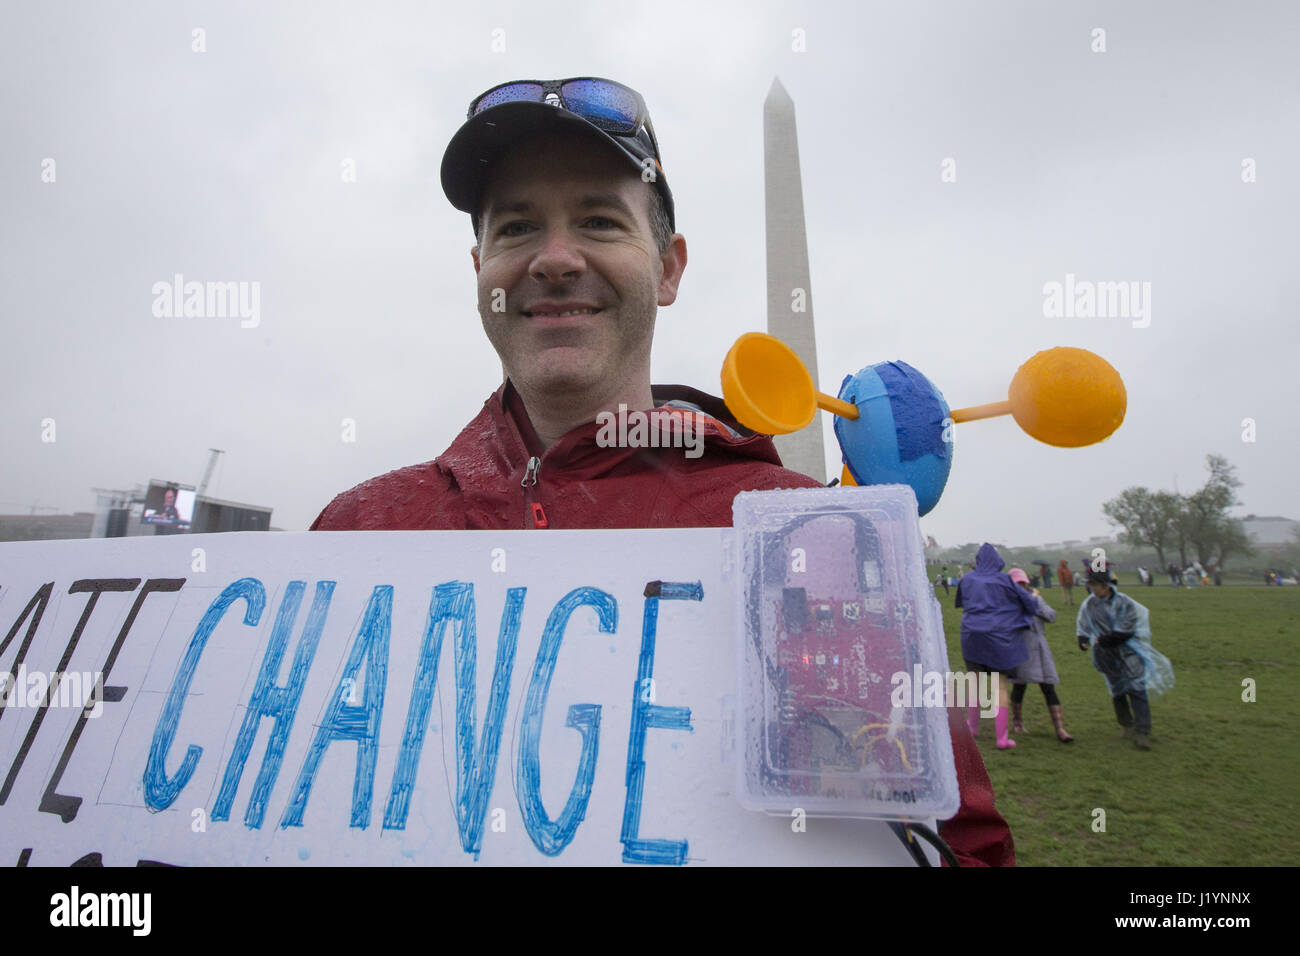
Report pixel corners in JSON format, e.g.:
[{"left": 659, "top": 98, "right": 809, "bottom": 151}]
[{"left": 954, "top": 543, "right": 1038, "bottom": 750}]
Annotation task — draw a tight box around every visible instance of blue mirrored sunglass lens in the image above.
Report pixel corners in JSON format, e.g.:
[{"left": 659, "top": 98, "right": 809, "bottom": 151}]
[
  {"left": 560, "top": 80, "right": 640, "bottom": 133},
  {"left": 473, "top": 82, "right": 545, "bottom": 114}
]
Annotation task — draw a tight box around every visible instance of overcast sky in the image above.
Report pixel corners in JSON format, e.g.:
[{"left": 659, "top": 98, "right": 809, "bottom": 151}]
[{"left": 2, "top": 0, "right": 1297, "bottom": 547}]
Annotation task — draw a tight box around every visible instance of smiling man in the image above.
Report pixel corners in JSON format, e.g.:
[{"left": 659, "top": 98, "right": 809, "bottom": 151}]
[
  {"left": 309, "top": 77, "right": 1013, "bottom": 865},
  {"left": 311, "top": 77, "right": 817, "bottom": 531},
  {"left": 470, "top": 131, "right": 672, "bottom": 449}
]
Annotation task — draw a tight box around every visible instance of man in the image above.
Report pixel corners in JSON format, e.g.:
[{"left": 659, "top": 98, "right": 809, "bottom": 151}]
[
  {"left": 1076, "top": 569, "right": 1155, "bottom": 749},
  {"left": 312, "top": 76, "right": 1013, "bottom": 865},
  {"left": 1057, "top": 559, "right": 1074, "bottom": 605},
  {"left": 158, "top": 488, "right": 179, "bottom": 521},
  {"left": 149, "top": 487, "right": 183, "bottom": 535}
]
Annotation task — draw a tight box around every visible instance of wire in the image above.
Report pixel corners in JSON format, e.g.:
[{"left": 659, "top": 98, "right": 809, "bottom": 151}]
[
  {"left": 904, "top": 821, "right": 961, "bottom": 868},
  {"left": 889, "top": 821, "right": 930, "bottom": 866},
  {"left": 850, "top": 722, "right": 914, "bottom": 770}
]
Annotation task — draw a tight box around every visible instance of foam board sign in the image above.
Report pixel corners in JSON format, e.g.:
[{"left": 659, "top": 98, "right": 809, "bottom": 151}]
[{"left": 0, "top": 529, "right": 933, "bottom": 866}]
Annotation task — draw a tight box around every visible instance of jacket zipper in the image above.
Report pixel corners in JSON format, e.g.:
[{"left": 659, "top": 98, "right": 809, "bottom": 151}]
[{"left": 521, "top": 456, "right": 548, "bottom": 528}]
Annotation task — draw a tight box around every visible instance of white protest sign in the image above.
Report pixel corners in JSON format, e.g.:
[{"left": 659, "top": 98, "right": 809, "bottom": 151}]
[{"left": 0, "top": 529, "right": 933, "bottom": 865}]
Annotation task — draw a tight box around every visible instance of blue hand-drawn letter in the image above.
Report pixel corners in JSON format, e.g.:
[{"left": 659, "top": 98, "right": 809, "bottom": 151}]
[
  {"left": 144, "top": 578, "right": 266, "bottom": 811},
  {"left": 281, "top": 585, "right": 391, "bottom": 829},
  {"left": 214, "top": 580, "right": 335, "bottom": 827},
  {"left": 384, "top": 582, "right": 525, "bottom": 862},
  {"left": 517, "top": 587, "right": 617, "bottom": 856},
  {"left": 621, "top": 581, "right": 699, "bottom": 865}
]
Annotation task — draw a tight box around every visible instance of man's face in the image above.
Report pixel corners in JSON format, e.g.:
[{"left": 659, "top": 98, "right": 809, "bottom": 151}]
[
  {"left": 1088, "top": 580, "right": 1111, "bottom": 599},
  {"left": 164, "top": 490, "right": 175, "bottom": 506},
  {"left": 471, "top": 133, "right": 685, "bottom": 405}
]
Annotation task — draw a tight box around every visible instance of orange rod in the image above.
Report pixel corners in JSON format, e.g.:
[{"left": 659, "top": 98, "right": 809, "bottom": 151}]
[
  {"left": 816, "top": 393, "right": 860, "bottom": 420},
  {"left": 950, "top": 400, "right": 1012, "bottom": 423}
]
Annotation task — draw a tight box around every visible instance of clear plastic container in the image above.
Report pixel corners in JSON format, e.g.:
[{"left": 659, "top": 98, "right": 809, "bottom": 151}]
[{"left": 732, "top": 485, "right": 960, "bottom": 820}]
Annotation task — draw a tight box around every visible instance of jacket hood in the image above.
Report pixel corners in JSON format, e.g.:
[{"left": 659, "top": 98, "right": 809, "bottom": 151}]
[{"left": 975, "top": 543, "right": 1004, "bottom": 573}]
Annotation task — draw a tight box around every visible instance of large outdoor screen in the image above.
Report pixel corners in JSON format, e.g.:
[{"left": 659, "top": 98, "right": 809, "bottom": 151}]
[{"left": 139, "top": 481, "right": 194, "bottom": 531}]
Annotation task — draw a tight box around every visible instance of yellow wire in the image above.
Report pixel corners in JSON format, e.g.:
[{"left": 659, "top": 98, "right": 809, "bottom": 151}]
[{"left": 851, "top": 723, "right": 914, "bottom": 771}]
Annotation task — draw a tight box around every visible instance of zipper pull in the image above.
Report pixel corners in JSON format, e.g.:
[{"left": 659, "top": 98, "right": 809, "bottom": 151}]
[
  {"left": 521, "top": 456, "right": 541, "bottom": 487},
  {"left": 521, "top": 456, "right": 547, "bottom": 528}
]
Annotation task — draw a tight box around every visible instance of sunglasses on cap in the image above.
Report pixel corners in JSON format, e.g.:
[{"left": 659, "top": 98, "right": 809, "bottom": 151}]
[{"left": 468, "top": 77, "right": 662, "bottom": 156}]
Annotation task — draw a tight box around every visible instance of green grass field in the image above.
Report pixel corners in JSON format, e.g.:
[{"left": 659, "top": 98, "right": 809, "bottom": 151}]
[{"left": 929, "top": 578, "right": 1300, "bottom": 865}]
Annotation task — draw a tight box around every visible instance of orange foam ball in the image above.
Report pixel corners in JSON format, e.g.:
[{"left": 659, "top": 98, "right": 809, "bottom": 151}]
[{"left": 1008, "top": 347, "right": 1126, "bottom": 447}]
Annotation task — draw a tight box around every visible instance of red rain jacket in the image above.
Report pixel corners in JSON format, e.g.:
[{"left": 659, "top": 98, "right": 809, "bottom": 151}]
[{"left": 311, "top": 381, "right": 1015, "bottom": 866}]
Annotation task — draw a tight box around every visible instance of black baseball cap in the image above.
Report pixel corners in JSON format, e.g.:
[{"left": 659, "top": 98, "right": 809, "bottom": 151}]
[{"left": 441, "top": 77, "right": 675, "bottom": 233}]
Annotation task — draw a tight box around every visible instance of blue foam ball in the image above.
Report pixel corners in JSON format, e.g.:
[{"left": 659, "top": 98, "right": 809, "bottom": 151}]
[{"left": 833, "top": 362, "right": 953, "bottom": 516}]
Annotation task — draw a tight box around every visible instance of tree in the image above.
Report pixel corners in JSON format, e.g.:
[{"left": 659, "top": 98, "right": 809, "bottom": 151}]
[
  {"left": 1183, "top": 455, "right": 1246, "bottom": 568},
  {"left": 1150, "top": 492, "right": 1183, "bottom": 569},
  {"left": 1101, "top": 455, "right": 1247, "bottom": 570},
  {"left": 1102, "top": 487, "right": 1179, "bottom": 568},
  {"left": 1211, "top": 518, "right": 1252, "bottom": 570}
]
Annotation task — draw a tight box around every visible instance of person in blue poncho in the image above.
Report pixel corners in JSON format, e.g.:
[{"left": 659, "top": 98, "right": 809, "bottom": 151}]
[
  {"left": 1076, "top": 568, "right": 1175, "bottom": 750},
  {"left": 955, "top": 543, "right": 1038, "bottom": 750}
]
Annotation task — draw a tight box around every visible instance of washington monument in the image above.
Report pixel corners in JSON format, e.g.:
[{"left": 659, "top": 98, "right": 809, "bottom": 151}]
[{"left": 764, "top": 76, "right": 826, "bottom": 483}]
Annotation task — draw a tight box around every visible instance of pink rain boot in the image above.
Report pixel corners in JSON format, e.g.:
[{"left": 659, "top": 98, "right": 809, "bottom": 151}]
[
  {"left": 967, "top": 705, "right": 981, "bottom": 738},
  {"left": 995, "top": 707, "right": 1017, "bottom": 749}
]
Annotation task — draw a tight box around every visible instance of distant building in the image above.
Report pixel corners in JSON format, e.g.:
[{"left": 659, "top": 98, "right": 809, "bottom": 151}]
[
  {"left": 190, "top": 495, "right": 272, "bottom": 533},
  {"left": 0, "top": 513, "right": 96, "bottom": 542},
  {"left": 1241, "top": 515, "right": 1299, "bottom": 549},
  {"left": 0, "top": 484, "right": 274, "bottom": 543},
  {"left": 90, "top": 487, "right": 151, "bottom": 539},
  {"left": 90, "top": 484, "right": 271, "bottom": 537}
]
